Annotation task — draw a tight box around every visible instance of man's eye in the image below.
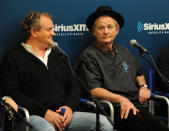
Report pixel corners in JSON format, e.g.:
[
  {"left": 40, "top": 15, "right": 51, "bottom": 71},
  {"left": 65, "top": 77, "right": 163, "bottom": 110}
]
[
  {"left": 108, "top": 26, "right": 113, "bottom": 29},
  {"left": 48, "top": 28, "right": 52, "bottom": 31},
  {"left": 98, "top": 27, "right": 103, "bottom": 29}
]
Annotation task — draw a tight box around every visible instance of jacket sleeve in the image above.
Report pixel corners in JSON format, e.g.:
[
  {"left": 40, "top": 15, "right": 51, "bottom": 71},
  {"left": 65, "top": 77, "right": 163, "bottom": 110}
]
[{"left": 75, "top": 56, "right": 103, "bottom": 90}]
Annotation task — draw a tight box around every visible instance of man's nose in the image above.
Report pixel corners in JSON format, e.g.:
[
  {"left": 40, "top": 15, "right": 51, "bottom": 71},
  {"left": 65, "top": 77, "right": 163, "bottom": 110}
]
[
  {"left": 51, "top": 30, "right": 56, "bottom": 36},
  {"left": 103, "top": 27, "right": 109, "bottom": 34}
]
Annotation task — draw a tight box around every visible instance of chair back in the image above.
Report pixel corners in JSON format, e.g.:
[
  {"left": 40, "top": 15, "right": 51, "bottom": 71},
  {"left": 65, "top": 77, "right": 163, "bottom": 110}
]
[{"left": 149, "top": 69, "right": 169, "bottom": 96}]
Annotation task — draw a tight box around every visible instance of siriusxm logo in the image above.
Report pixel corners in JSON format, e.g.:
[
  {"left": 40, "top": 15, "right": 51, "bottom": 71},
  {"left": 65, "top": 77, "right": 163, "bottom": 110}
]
[
  {"left": 137, "top": 21, "right": 144, "bottom": 32},
  {"left": 54, "top": 24, "right": 89, "bottom": 32},
  {"left": 137, "top": 21, "right": 169, "bottom": 32}
]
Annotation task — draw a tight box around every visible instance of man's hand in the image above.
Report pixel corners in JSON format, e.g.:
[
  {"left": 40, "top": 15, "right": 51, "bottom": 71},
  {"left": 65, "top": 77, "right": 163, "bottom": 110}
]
[
  {"left": 44, "top": 109, "right": 64, "bottom": 131},
  {"left": 119, "top": 96, "right": 139, "bottom": 119},
  {"left": 138, "top": 86, "right": 151, "bottom": 104},
  {"left": 56, "top": 106, "right": 73, "bottom": 127},
  {"left": 3, "top": 96, "right": 18, "bottom": 112}
]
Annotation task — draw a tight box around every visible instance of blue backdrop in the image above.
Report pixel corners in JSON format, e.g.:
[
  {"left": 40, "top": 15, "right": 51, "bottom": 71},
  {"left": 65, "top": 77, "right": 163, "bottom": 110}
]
[{"left": 1, "top": 0, "right": 169, "bottom": 77}]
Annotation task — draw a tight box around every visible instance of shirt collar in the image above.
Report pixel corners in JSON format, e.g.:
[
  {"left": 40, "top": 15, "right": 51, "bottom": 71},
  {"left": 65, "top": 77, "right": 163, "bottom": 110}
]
[
  {"left": 21, "top": 42, "right": 51, "bottom": 67},
  {"left": 94, "top": 42, "right": 116, "bottom": 56},
  {"left": 21, "top": 42, "right": 51, "bottom": 57}
]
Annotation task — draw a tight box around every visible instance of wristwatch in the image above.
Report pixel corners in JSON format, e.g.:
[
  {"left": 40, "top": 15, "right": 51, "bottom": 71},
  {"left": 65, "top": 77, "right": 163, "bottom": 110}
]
[{"left": 139, "top": 84, "right": 148, "bottom": 88}]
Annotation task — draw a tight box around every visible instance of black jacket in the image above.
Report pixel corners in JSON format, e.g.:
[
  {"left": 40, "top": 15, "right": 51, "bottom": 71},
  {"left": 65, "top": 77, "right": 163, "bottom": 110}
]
[{"left": 0, "top": 45, "right": 81, "bottom": 117}]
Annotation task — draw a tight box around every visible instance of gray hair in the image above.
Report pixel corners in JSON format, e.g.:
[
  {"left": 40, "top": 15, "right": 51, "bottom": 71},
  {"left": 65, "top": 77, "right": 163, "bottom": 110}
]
[{"left": 22, "top": 10, "right": 53, "bottom": 41}]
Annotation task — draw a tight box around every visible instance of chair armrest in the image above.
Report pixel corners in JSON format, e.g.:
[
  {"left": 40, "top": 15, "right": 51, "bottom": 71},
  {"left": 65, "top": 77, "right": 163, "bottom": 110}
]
[
  {"left": 80, "top": 98, "right": 114, "bottom": 123},
  {"left": 80, "top": 98, "right": 96, "bottom": 108},
  {"left": 99, "top": 100, "right": 114, "bottom": 122},
  {"left": 18, "top": 107, "right": 30, "bottom": 131},
  {"left": 153, "top": 95, "right": 169, "bottom": 103},
  {"left": 18, "top": 107, "right": 30, "bottom": 122},
  {"left": 149, "top": 95, "right": 169, "bottom": 127}
]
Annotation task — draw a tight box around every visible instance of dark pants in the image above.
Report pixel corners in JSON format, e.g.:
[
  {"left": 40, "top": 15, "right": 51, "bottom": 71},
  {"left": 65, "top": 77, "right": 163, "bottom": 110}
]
[
  {"left": 114, "top": 106, "right": 169, "bottom": 131},
  {"left": 0, "top": 108, "right": 27, "bottom": 131}
]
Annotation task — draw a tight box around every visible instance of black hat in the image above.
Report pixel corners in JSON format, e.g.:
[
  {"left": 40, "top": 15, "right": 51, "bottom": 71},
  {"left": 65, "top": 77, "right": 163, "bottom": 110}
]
[{"left": 86, "top": 6, "right": 124, "bottom": 31}]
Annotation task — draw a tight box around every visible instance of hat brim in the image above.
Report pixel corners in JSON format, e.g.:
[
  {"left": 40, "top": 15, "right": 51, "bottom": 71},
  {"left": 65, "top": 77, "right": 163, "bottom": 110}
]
[{"left": 86, "top": 10, "right": 124, "bottom": 31}]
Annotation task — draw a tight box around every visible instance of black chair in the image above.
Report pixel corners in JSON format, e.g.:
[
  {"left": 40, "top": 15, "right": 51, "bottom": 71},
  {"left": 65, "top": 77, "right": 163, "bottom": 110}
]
[
  {"left": 148, "top": 69, "right": 169, "bottom": 127},
  {"left": 0, "top": 103, "right": 30, "bottom": 131}
]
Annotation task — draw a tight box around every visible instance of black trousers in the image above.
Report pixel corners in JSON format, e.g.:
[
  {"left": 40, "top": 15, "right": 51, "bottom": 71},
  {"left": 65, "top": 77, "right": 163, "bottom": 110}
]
[
  {"left": 114, "top": 106, "right": 169, "bottom": 131},
  {"left": 0, "top": 109, "right": 27, "bottom": 131}
]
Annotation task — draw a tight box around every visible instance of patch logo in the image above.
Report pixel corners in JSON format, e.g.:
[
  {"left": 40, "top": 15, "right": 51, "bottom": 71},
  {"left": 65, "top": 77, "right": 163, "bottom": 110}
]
[{"left": 122, "top": 62, "right": 128, "bottom": 72}]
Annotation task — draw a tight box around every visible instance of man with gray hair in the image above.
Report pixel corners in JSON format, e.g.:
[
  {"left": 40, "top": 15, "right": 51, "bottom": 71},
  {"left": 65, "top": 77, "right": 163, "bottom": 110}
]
[{"left": 0, "top": 10, "right": 113, "bottom": 131}]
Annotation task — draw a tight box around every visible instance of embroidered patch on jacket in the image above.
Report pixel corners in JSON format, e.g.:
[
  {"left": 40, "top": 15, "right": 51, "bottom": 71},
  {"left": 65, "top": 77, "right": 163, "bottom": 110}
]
[{"left": 122, "top": 62, "right": 128, "bottom": 72}]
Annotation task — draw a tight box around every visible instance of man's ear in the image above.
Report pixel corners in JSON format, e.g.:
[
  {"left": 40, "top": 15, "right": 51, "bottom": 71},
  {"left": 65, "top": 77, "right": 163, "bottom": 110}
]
[
  {"left": 92, "top": 26, "right": 96, "bottom": 36},
  {"left": 30, "top": 28, "right": 37, "bottom": 38},
  {"left": 93, "top": 31, "right": 96, "bottom": 36},
  {"left": 93, "top": 29, "right": 96, "bottom": 36},
  {"left": 116, "top": 26, "right": 120, "bottom": 35}
]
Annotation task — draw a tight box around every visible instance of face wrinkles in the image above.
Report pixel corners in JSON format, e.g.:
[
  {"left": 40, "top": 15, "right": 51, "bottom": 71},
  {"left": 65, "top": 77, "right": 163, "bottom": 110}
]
[{"left": 93, "top": 16, "right": 119, "bottom": 45}]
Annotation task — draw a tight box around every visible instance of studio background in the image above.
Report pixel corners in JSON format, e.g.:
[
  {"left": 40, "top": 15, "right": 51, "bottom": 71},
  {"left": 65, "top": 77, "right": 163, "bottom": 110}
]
[{"left": 1, "top": 0, "right": 169, "bottom": 78}]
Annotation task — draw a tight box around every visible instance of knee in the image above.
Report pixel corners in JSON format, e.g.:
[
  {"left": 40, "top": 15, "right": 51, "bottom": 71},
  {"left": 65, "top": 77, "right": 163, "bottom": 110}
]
[
  {"left": 99, "top": 115, "right": 114, "bottom": 131},
  {"left": 29, "top": 115, "right": 55, "bottom": 131},
  {"left": 70, "top": 112, "right": 114, "bottom": 131}
]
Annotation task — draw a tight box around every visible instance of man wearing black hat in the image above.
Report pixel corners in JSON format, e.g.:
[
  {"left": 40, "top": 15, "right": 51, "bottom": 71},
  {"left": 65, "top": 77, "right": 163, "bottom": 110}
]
[{"left": 75, "top": 6, "right": 169, "bottom": 131}]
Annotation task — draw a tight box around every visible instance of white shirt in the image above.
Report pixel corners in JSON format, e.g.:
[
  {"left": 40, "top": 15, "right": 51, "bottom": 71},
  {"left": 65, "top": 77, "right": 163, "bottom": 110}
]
[{"left": 21, "top": 42, "right": 51, "bottom": 67}]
